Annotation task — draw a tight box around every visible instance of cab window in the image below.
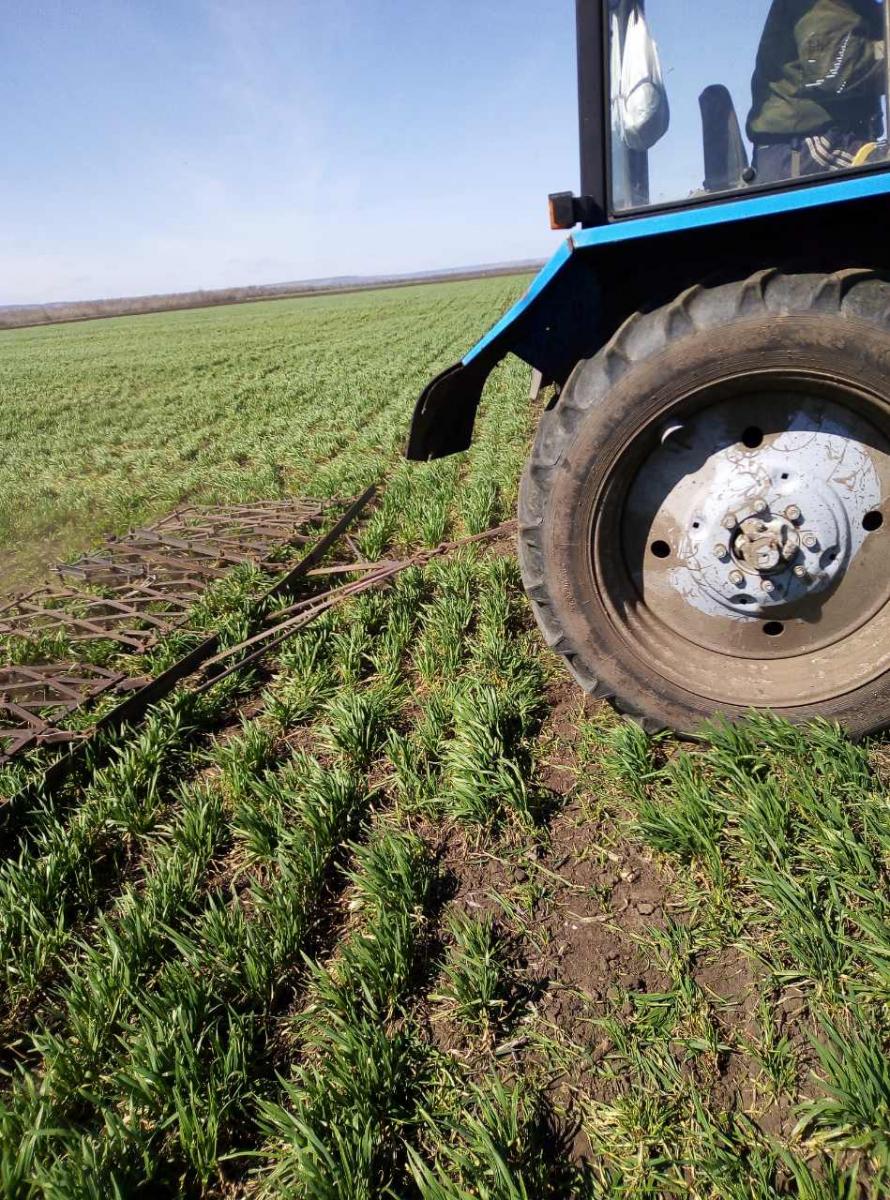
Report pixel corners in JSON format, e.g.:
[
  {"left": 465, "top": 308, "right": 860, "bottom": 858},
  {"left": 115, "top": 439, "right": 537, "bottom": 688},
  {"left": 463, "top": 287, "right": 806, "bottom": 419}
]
[{"left": 606, "top": 0, "right": 887, "bottom": 212}]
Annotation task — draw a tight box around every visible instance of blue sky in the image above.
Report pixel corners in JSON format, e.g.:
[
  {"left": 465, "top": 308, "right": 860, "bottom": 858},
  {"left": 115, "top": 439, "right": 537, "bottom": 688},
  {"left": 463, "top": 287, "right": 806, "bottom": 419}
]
[{"left": 4, "top": 1, "right": 773, "bottom": 304}]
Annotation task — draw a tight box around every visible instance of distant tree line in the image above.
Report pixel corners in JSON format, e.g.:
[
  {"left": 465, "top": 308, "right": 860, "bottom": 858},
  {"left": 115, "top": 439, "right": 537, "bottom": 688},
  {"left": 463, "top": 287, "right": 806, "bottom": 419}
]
[{"left": 0, "top": 262, "right": 543, "bottom": 331}]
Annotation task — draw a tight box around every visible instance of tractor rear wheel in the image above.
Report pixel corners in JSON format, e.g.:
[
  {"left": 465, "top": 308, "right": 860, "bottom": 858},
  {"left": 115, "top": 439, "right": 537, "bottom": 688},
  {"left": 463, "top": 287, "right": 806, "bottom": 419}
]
[{"left": 518, "top": 269, "right": 890, "bottom": 736}]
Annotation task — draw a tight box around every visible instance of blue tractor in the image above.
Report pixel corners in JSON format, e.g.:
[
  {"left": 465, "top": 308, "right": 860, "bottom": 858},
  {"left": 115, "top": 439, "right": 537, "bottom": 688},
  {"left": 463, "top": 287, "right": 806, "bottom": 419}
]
[{"left": 408, "top": 0, "right": 890, "bottom": 736}]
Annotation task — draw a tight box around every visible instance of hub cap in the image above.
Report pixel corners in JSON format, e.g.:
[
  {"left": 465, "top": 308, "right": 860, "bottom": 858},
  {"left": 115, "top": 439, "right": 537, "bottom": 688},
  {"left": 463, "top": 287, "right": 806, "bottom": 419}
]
[{"left": 606, "top": 385, "right": 890, "bottom": 708}]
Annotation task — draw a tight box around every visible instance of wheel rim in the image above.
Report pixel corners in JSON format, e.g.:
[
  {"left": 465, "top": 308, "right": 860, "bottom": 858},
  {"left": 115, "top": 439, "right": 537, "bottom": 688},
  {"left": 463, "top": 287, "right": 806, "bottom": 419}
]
[{"left": 593, "top": 373, "right": 890, "bottom": 709}]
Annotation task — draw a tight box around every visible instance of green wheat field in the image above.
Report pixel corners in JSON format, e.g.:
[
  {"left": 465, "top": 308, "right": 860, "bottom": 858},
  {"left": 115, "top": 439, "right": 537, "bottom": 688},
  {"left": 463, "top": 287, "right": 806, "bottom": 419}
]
[{"left": 0, "top": 277, "right": 888, "bottom": 1196}]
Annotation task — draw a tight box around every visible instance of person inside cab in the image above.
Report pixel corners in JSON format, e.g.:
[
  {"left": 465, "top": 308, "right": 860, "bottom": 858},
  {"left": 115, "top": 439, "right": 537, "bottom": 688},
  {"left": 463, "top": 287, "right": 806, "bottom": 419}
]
[{"left": 747, "top": 0, "right": 886, "bottom": 183}]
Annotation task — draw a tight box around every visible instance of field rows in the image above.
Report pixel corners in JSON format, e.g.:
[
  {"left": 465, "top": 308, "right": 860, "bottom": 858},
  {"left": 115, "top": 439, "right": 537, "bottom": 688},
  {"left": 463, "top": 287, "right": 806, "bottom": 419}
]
[
  {"left": 0, "top": 280, "right": 889, "bottom": 1195},
  {"left": 0, "top": 277, "right": 524, "bottom": 586}
]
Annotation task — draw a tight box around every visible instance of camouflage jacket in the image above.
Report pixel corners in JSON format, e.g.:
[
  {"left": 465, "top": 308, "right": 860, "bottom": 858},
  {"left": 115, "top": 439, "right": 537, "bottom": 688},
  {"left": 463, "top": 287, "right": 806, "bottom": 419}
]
[{"left": 747, "top": 0, "right": 884, "bottom": 140}]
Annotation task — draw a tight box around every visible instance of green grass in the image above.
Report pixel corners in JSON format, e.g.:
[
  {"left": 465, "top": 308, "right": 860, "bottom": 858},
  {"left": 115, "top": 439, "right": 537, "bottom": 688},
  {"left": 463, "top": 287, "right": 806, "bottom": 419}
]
[
  {"left": 436, "top": 910, "right": 513, "bottom": 1035},
  {"left": 1, "top": 279, "right": 889, "bottom": 1196},
  {"left": 0, "top": 276, "right": 526, "bottom": 586}
]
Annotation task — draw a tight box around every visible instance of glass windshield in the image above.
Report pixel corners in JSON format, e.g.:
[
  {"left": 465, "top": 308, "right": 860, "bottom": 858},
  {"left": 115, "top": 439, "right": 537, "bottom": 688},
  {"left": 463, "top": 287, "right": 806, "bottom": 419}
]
[{"left": 606, "top": 0, "right": 888, "bottom": 212}]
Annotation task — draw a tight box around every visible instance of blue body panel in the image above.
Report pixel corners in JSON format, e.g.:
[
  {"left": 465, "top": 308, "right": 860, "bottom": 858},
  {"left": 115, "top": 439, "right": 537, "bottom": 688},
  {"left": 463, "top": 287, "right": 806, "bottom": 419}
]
[
  {"left": 462, "top": 240, "right": 573, "bottom": 365},
  {"left": 463, "top": 171, "right": 890, "bottom": 367}
]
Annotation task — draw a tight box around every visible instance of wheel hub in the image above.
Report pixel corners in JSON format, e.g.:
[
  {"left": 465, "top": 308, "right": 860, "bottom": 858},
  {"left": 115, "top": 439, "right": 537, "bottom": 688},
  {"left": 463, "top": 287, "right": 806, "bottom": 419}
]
[
  {"left": 730, "top": 510, "right": 799, "bottom": 575},
  {"left": 619, "top": 390, "right": 890, "bottom": 689},
  {"left": 689, "top": 468, "right": 854, "bottom": 615}
]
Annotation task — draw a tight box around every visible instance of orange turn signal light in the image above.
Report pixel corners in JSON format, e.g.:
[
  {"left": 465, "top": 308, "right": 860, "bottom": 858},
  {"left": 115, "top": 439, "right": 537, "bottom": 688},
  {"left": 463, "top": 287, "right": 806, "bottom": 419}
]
[{"left": 548, "top": 192, "right": 576, "bottom": 230}]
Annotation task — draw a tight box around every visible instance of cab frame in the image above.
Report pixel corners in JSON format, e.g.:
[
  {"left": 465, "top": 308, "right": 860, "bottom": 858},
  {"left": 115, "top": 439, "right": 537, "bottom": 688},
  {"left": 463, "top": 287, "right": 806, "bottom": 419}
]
[{"left": 571, "top": 0, "right": 890, "bottom": 229}]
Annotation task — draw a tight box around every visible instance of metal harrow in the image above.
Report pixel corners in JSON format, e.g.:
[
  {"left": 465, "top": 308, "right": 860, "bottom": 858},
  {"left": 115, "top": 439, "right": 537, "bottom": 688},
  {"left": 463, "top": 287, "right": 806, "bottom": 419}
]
[{"left": 0, "top": 498, "right": 331, "bottom": 766}]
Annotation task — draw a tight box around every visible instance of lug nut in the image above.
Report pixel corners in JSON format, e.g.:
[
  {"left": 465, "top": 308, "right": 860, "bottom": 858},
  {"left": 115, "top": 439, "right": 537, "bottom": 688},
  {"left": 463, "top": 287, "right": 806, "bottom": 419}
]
[
  {"left": 713, "top": 543, "right": 728, "bottom": 559},
  {"left": 802, "top": 533, "right": 818, "bottom": 549},
  {"left": 729, "top": 569, "right": 745, "bottom": 587},
  {"left": 761, "top": 579, "right": 776, "bottom": 593},
  {"left": 784, "top": 504, "right": 801, "bottom": 522},
  {"left": 793, "top": 564, "right": 808, "bottom": 579},
  {"left": 753, "top": 498, "right": 769, "bottom": 515},
  {"left": 722, "top": 513, "right": 737, "bottom": 531}
]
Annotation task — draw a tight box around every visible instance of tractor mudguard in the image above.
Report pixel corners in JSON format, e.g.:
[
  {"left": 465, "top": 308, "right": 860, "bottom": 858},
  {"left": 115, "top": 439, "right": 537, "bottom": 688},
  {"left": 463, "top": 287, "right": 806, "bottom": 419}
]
[
  {"left": 406, "top": 241, "right": 601, "bottom": 460},
  {"left": 406, "top": 170, "right": 890, "bottom": 463}
]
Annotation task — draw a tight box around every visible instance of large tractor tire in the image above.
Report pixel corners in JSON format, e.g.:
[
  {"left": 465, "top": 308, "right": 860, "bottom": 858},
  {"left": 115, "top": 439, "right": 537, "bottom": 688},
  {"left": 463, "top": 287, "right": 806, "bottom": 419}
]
[{"left": 518, "top": 269, "right": 890, "bottom": 736}]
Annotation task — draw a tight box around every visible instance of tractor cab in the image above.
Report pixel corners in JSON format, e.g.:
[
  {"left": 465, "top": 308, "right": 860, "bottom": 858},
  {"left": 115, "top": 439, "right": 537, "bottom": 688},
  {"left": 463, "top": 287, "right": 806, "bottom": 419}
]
[{"left": 409, "top": 0, "right": 890, "bottom": 738}]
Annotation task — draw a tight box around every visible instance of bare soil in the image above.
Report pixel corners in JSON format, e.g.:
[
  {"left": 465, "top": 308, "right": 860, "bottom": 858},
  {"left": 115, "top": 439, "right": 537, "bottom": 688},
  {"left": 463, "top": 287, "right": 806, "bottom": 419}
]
[{"left": 425, "top": 674, "right": 806, "bottom": 1166}]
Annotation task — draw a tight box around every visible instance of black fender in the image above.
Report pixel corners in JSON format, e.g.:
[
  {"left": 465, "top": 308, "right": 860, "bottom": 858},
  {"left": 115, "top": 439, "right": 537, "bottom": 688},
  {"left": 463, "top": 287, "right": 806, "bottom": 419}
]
[{"left": 406, "top": 242, "right": 601, "bottom": 460}]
